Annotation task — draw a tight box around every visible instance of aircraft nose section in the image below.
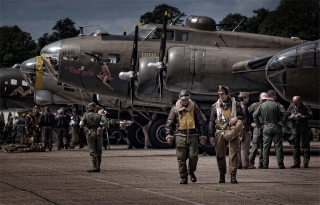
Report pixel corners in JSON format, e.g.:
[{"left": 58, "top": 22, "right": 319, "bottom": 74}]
[
  {"left": 40, "top": 40, "right": 61, "bottom": 79},
  {"left": 20, "top": 57, "right": 37, "bottom": 87}
]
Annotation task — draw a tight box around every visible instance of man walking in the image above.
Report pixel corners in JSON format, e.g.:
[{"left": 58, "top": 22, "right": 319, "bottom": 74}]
[
  {"left": 287, "top": 96, "right": 313, "bottom": 168},
  {"left": 80, "top": 102, "right": 107, "bottom": 172},
  {"left": 253, "top": 90, "right": 288, "bottom": 169},
  {"left": 39, "top": 107, "right": 55, "bottom": 151},
  {"left": 209, "top": 85, "right": 245, "bottom": 183},
  {"left": 165, "top": 90, "right": 207, "bottom": 184},
  {"left": 237, "top": 92, "right": 255, "bottom": 169},
  {"left": 248, "top": 92, "right": 268, "bottom": 168}
]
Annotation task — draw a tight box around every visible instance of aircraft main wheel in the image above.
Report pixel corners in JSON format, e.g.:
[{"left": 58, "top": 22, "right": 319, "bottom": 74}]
[
  {"left": 110, "top": 130, "right": 124, "bottom": 144},
  {"left": 148, "top": 118, "right": 175, "bottom": 149},
  {"left": 127, "top": 123, "right": 144, "bottom": 149}
]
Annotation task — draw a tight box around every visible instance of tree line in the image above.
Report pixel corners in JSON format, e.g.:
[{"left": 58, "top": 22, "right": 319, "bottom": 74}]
[{"left": 1, "top": 0, "right": 319, "bottom": 67}]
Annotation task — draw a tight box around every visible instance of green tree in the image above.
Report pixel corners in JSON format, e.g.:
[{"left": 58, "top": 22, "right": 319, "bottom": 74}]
[
  {"left": 51, "top": 18, "right": 79, "bottom": 40},
  {"left": 140, "top": 4, "right": 186, "bottom": 26},
  {"left": 0, "top": 25, "right": 37, "bottom": 67},
  {"left": 36, "top": 18, "right": 79, "bottom": 54},
  {"left": 218, "top": 13, "right": 248, "bottom": 32},
  {"left": 246, "top": 8, "right": 270, "bottom": 34},
  {"left": 259, "top": 0, "right": 319, "bottom": 40}
]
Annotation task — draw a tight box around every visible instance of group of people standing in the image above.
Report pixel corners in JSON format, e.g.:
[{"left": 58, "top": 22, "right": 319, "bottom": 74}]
[
  {"left": 23, "top": 106, "right": 85, "bottom": 151},
  {"left": 166, "top": 86, "right": 313, "bottom": 184}
]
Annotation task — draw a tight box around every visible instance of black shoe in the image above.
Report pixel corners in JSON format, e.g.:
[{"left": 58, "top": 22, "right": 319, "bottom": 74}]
[
  {"left": 231, "top": 174, "right": 238, "bottom": 184},
  {"left": 79, "top": 146, "right": 84, "bottom": 149},
  {"left": 304, "top": 164, "right": 308, "bottom": 168},
  {"left": 219, "top": 174, "right": 225, "bottom": 183},
  {"left": 127, "top": 145, "right": 133, "bottom": 149},
  {"left": 180, "top": 178, "right": 188, "bottom": 184},
  {"left": 49, "top": 149, "right": 52, "bottom": 151},
  {"left": 262, "top": 166, "right": 268, "bottom": 169},
  {"left": 291, "top": 164, "right": 300, "bottom": 168},
  {"left": 258, "top": 163, "right": 263, "bottom": 169},
  {"left": 279, "top": 165, "right": 286, "bottom": 169},
  {"left": 189, "top": 172, "right": 197, "bottom": 182},
  {"left": 238, "top": 166, "right": 242, "bottom": 169},
  {"left": 86, "top": 168, "right": 99, "bottom": 173}
]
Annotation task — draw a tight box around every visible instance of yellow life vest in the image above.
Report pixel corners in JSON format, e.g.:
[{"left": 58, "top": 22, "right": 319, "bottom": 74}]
[
  {"left": 178, "top": 104, "right": 195, "bottom": 131},
  {"left": 216, "top": 105, "right": 232, "bottom": 128}
]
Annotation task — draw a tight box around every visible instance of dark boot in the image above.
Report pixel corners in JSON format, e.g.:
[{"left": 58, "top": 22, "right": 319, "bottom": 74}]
[
  {"left": 219, "top": 174, "right": 225, "bottom": 183},
  {"left": 97, "top": 157, "right": 101, "bottom": 172},
  {"left": 87, "top": 159, "right": 99, "bottom": 172},
  {"left": 231, "top": 174, "right": 238, "bottom": 184},
  {"left": 189, "top": 172, "right": 197, "bottom": 182},
  {"left": 180, "top": 178, "right": 188, "bottom": 184}
]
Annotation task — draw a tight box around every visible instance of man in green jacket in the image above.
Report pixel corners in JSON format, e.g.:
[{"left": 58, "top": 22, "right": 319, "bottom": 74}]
[
  {"left": 80, "top": 102, "right": 107, "bottom": 172},
  {"left": 287, "top": 96, "right": 313, "bottom": 168},
  {"left": 253, "top": 90, "right": 288, "bottom": 169}
]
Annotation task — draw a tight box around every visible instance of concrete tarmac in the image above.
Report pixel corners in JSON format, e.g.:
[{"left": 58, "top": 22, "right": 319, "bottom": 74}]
[{"left": 1, "top": 140, "right": 319, "bottom": 205}]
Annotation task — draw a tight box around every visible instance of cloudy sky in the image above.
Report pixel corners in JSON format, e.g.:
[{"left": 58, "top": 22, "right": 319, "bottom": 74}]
[{"left": 1, "top": 0, "right": 281, "bottom": 41}]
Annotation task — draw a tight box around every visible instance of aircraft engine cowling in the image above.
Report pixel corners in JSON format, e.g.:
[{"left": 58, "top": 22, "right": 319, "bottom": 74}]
[
  {"left": 165, "top": 46, "right": 255, "bottom": 94},
  {"left": 136, "top": 57, "right": 173, "bottom": 103},
  {"left": 34, "top": 90, "right": 72, "bottom": 105}
]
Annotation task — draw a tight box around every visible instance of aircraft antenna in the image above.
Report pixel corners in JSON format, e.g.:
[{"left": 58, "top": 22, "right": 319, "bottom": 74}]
[
  {"left": 232, "top": 19, "right": 244, "bottom": 32},
  {"left": 78, "top": 25, "right": 99, "bottom": 36},
  {"left": 170, "top": 13, "right": 183, "bottom": 25}
]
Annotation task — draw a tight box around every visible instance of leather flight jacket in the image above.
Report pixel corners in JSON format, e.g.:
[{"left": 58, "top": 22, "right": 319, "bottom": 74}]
[{"left": 165, "top": 102, "right": 206, "bottom": 137}]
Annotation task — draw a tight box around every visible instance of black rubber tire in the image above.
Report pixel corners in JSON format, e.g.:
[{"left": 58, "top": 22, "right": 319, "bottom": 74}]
[
  {"left": 110, "top": 130, "right": 124, "bottom": 144},
  {"left": 148, "top": 117, "right": 175, "bottom": 149},
  {"left": 127, "top": 123, "right": 144, "bottom": 149}
]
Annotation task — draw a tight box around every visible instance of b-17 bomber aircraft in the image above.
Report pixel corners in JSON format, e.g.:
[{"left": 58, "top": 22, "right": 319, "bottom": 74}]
[
  {"left": 0, "top": 64, "right": 35, "bottom": 110},
  {"left": 39, "top": 13, "right": 318, "bottom": 149}
]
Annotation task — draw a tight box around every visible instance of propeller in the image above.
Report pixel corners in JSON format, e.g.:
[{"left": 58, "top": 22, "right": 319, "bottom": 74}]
[
  {"left": 156, "top": 11, "right": 168, "bottom": 99},
  {"left": 128, "top": 22, "right": 139, "bottom": 105}
]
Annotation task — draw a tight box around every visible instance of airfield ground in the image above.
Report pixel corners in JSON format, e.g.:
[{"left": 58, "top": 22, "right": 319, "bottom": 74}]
[{"left": 0, "top": 140, "right": 319, "bottom": 205}]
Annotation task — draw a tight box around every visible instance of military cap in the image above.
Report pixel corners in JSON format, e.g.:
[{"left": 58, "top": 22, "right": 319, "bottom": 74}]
[
  {"left": 217, "top": 85, "right": 229, "bottom": 94},
  {"left": 260, "top": 92, "right": 268, "bottom": 99},
  {"left": 98, "top": 109, "right": 108, "bottom": 115},
  {"left": 179, "top": 89, "right": 190, "bottom": 100},
  {"left": 238, "top": 92, "right": 249, "bottom": 98},
  {"left": 87, "top": 102, "right": 97, "bottom": 109}
]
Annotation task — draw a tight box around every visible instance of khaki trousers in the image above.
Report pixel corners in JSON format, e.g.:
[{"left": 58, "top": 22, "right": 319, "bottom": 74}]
[
  {"left": 175, "top": 134, "right": 199, "bottom": 179},
  {"left": 215, "top": 131, "right": 240, "bottom": 175},
  {"left": 238, "top": 129, "right": 250, "bottom": 167}
]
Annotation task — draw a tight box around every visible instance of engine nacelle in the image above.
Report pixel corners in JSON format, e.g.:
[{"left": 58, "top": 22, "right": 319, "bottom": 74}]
[
  {"left": 136, "top": 57, "right": 173, "bottom": 103},
  {"left": 34, "top": 90, "right": 72, "bottom": 105}
]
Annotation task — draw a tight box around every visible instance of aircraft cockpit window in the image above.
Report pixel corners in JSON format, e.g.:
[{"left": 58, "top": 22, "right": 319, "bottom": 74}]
[
  {"left": 63, "top": 56, "right": 69, "bottom": 60},
  {"left": 108, "top": 54, "right": 120, "bottom": 64},
  {"left": 268, "top": 57, "right": 285, "bottom": 70},
  {"left": 148, "top": 29, "right": 174, "bottom": 41},
  {"left": 22, "top": 80, "right": 28, "bottom": 87},
  {"left": 302, "top": 52, "right": 319, "bottom": 68},
  {"left": 175, "top": 32, "right": 189, "bottom": 42},
  {"left": 129, "top": 28, "right": 153, "bottom": 38},
  {"left": 90, "top": 52, "right": 103, "bottom": 63},
  {"left": 301, "top": 41, "right": 319, "bottom": 52},
  {"left": 11, "top": 79, "right": 17, "bottom": 86},
  {"left": 281, "top": 55, "right": 300, "bottom": 68},
  {"left": 70, "top": 56, "right": 78, "bottom": 61}
]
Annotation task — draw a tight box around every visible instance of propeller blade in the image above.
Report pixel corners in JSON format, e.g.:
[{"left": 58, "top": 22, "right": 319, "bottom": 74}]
[
  {"left": 159, "top": 11, "right": 168, "bottom": 62},
  {"left": 130, "top": 22, "right": 139, "bottom": 71},
  {"left": 130, "top": 78, "right": 135, "bottom": 105},
  {"left": 127, "top": 22, "right": 139, "bottom": 105},
  {"left": 117, "top": 99, "right": 121, "bottom": 123},
  {"left": 158, "top": 11, "right": 168, "bottom": 99}
]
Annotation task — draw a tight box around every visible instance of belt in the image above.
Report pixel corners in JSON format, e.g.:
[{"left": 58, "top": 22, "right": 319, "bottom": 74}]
[{"left": 264, "top": 121, "right": 277, "bottom": 124}]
